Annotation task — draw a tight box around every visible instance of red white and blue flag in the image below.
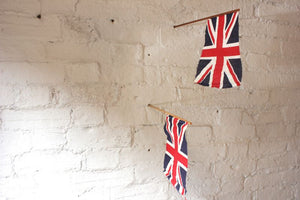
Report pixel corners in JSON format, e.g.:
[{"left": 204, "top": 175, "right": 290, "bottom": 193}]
[
  {"left": 163, "top": 115, "right": 189, "bottom": 198},
  {"left": 194, "top": 11, "right": 242, "bottom": 88}
]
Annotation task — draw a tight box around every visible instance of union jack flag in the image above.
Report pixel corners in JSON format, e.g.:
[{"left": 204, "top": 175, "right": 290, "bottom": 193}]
[
  {"left": 163, "top": 115, "right": 189, "bottom": 198},
  {"left": 194, "top": 11, "right": 242, "bottom": 88}
]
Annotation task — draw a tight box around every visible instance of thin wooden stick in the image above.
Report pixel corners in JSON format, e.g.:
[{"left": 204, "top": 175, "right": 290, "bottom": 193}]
[
  {"left": 173, "top": 8, "right": 240, "bottom": 28},
  {"left": 148, "top": 104, "right": 192, "bottom": 125}
]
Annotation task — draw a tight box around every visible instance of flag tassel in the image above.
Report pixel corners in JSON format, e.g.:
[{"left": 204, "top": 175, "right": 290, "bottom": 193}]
[
  {"left": 147, "top": 104, "right": 192, "bottom": 125},
  {"left": 173, "top": 8, "right": 240, "bottom": 28}
]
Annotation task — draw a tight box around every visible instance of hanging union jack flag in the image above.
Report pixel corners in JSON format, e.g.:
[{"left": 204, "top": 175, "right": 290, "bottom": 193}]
[
  {"left": 163, "top": 115, "right": 189, "bottom": 198},
  {"left": 194, "top": 11, "right": 242, "bottom": 88}
]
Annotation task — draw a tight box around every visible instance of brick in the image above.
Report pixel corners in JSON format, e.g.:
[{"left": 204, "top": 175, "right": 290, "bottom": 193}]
[
  {"left": 188, "top": 162, "right": 212, "bottom": 181},
  {"left": 257, "top": 185, "right": 295, "bottom": 200},
  {"left": 256, "top": 123, "right": 295, "bottom": 140},
  {"left": 268, "top": 55, "right": 300, "bottom": 73},
  {"left": 67, "top": 126, "right": 131, "bottom": 152},
  {"left": 118, "top": 85, "right": 177, "bottom": 107},
  {"left": 144, "top": 43, "right": 199, "bottom": 67},
  {"left": 65, "top": 63, "right": 101, "bottom": 83},
  {"left": 110, "top": 44, "right": 142, "bottom": 66},
  {"left": 232, "top": 0, "right": 259, "bottom": 19},
  {"left": 70, "top": 168, "right": 134, "bottom": 188},
  {"left": 248, "top": 140, "right": 288, "bottom": 159},
  {"left": 85, "top": 149, "right": 119, "bottom": 170},
  {"left": 188, "top": 163, "right": 218, "bottom": 198},
  {"left": 99, "top": 22, "right": 160, "bottom": 45},
  {"left": 256, "top": 2, "right": 299, "bottom": 25},
  {"left": 227, "top": 142, "right": 249, "bottom": 160},
  {"left": 0, "top": 85, "right": 19, "bottom": 106},
  {"left": 219, "top": 109, "right": 242, "bottom": 125},
  {"left": 1, "top": 108, "right": 71, "bottom": 130},
  {"left": 119, "top": 148, "right": 164, "bottom": 168},
  {"left": 179, "top": 0, "right": 234, "bottom": 19},
  {"left": 189, "top": 143, "right": 227, "bottom": 163},
  {"left": 267, "top": 22, "right": 300, "bottom": 41},
  {"left": 56, "top": 84, "right": 115, "bottom": 106},
  {"left": 0, "top": 0, "right": 40, "bottom": 15},
  {"left": 14, "top": 151, "right": 81, "bottom": 175},
  {"left": 77, "top": 187, "right": 110, "bottom": 200},
  {"left": 14, "top": 86, "right": 50, "bottom": 107},
  {"left": 110, "top": 182, "right": 169, "bottom": 200},
  {"left": 243, "top": 71, "right": 300, "bottom": 90},
  {"left": 281, "top": 106, "right": 300, "bottom": 124},
  {"left": 170, "top": 104, "right": 221, "bottom": 126},
  {"left": 0, "top": 62, "right": 65, "bottom": 85},
  {"left": 253, "top": 108, "right": 283, "bottom": 125},
  {"left": 0, "top": 155, "right": 12, "bottom": 177},
  {"left": 135, "top": 2, "right": 170, "bottom": 24},
  {"left": 61, "top": 16, "right": 101, "bottom": 45},
  {"left": 244, "top": 171, "right": 278, "bottom": 191},
  {"left": 214, "top": 158, "right": 256, "bottom": 179},
  {"left": 106, "top": 105, "right": 147, "bottom": 127},
  {"left": 134, "top": 161, "right": 165, "bottom": 183},
  {"left": 143, "top": 66, "right": 162, "bottom": 86},
  {"left": 240, "top": 18, "right": 300, "bottom": 41},
  {"left": 297, "top": 126, "right": 300, "bottom": 137},
  {"left": 214, "top": 125, "right": 256, "bottom": 142},
  {"left": 186, "top": 126, "right": 213, "bottom": 145},
  {"left": 244, "top": 52, "right": 270, "bottom": 72},
  {"left": 97, "top": 126, "right": 132, "bottom": 148},
  {"left": 0, "top": 13, "right": 42, "bottom": 26},
  {"left": 31, "top": 172, "right": 75, "bottom": 199},
  {"left": 269, "top": 89, "right": 300, "bottom": 106},
  {"left": 241, "top": 107, "right": 289, "bottom": 125},
  {"left": 0, "top": 39, "right": 46, "bottom": 61},
  {"left": 134, "top": 125, "right": 166, "bottom": 148},
  {"left": 241, "top": 36, "right": 281, "bottom": 56},
  {"left": 41, "top": 0, "right": 75, "bottom": 14},
  {"left": 102, "top": 47, "right": 144, "bottom": 85},
  {"left": 73, "top": 105, "right": 104, "bottom": 127},
  {"left": 66, "top": 127, "right": 100, "bottom": 152},
  {"left": 282, "top": 40, "right": 300, "bottom": 58},
  {"left": 189, "top": 177, "right": 220, "bottom": 196},
  {"left": 219, "top": 176, "right": 244, "bottom": 195},
  {"left": 31, "top": 129, "right": 66, "bottom": 150},
  {"left": 216, "top": 190, "right": 252, "bottom": 200},
  {"left": 257, "top": 152, "right": 298, "bottom": 173},
  {"left": 241, "top": 110, "right": 255, "bottom": 125},
  {"left": 159, "top": 65, "right": 196, "bottom": 88},
  {"left": 0, "top": 176, "right": 37, "bottom": 199},
  {"left": 76, "top": 1, "right": 160, "bottom": 45},
  {"left": 76, "top": 0, "right": 139, "bottom": 23},
  {"left": 0, "top": 16, "right": 61, "bottom": 41},
  {"left": 245, "top": 169, "right": 299, "bottom": 193},
  {"left": 178, "top": 88, "right": 270, "bottom": 107},
  {"left": 0, "top": 130, "right": 32, "bottom": 156},
  {"left": 45, "top": 41, "right": 109, "bottom": 61}
]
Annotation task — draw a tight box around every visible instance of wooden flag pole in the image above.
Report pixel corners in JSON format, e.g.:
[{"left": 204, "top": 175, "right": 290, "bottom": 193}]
[
  {"left": 148, "top": 104, "right": 192, "bottom": 125},
  {"left": 173, "top": 8, "right": 240, "bottom": 28}
]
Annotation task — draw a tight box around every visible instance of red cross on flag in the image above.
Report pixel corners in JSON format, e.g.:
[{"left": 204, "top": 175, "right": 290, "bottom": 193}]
[
  {"left": 194, "top": 11, "right": 242, "bottom": 89},
  {"left": 163, "top": 115, "right": 188, "bottom": 199}
]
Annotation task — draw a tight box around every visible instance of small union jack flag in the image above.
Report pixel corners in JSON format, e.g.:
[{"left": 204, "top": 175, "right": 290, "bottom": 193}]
[
  {"left": 163, "top": 115, "right": 189, "bottom": 198},
  {"left": 194, "top": 11, "right": 242, "bottom": 88}
]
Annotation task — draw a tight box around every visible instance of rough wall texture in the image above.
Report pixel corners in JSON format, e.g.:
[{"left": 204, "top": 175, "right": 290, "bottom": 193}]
[{"left": 0, "top": 0, "right": 299, "bottom": 200}]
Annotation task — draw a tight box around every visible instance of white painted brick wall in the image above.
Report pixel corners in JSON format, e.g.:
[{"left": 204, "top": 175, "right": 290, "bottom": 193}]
[{"left": 0, "top": 0, "right": 299, "bottom": 200}]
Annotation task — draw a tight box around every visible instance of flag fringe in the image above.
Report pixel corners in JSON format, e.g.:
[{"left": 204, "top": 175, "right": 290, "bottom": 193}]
[
  {"left": 147, "top": 104, "right": 192, "bottom": 125},
  {"left": 173, "top": 8, "right": 240, "bottom": 28}
]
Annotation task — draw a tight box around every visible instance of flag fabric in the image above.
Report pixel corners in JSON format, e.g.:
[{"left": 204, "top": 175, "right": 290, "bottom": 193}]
[
  {"left": 163, "top": 115, "right": 189, "bottom": 198},
  {"left": 194, "top": 11, "right": 242, "bottom": 89}
]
